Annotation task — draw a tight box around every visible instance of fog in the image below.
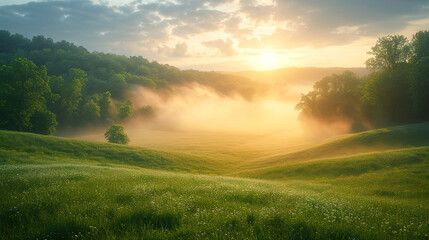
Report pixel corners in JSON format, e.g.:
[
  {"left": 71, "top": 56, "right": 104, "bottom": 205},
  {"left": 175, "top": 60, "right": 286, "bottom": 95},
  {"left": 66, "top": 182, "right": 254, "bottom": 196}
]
[
  {"left": 129, "top": 84, "right": 303, "bottom": 135},
  {"left": 78, "top": 79, "right": 351, "bottom": 160}
]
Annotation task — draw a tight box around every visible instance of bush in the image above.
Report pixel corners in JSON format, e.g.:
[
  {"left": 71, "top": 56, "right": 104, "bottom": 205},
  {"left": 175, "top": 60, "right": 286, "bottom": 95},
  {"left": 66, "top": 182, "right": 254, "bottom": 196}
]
[{"left": 104, "top": 124, "right": 130, "bottom": 144}]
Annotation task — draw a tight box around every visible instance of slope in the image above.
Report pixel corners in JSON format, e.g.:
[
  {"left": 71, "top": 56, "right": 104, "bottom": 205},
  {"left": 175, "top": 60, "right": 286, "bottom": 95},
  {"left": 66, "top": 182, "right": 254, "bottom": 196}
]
[
  {"left": 244, "top": 122, "right": 429, "bottom": 170},
  {"left": 0, "top": 130, "right": 219, "bottom": 174}
]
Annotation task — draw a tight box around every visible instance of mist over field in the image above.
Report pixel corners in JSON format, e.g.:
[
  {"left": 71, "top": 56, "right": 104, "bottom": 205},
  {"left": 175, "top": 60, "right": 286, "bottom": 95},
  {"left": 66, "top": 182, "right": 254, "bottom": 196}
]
[
  {"left": 74, "top": 68, "right": 365, "bottom": 160},
  {"left": 75, "top": 81, "right": 309, "bottom": 159},
  {"left": 130, "top": 84, "right": 301, "bottom": 134}
]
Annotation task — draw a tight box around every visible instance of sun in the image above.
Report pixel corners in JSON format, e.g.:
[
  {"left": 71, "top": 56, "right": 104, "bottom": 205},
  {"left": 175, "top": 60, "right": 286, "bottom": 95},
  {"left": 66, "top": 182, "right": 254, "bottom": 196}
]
[{"left": 254, "top": 51, "right": 285, "bottom": 71}]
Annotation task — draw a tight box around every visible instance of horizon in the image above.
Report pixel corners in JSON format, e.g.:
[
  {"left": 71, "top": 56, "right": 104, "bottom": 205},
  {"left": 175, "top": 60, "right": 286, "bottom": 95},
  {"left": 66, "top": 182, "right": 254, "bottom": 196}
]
[{"left": 1, "top": 0, "right": 428, "bottom": 71}]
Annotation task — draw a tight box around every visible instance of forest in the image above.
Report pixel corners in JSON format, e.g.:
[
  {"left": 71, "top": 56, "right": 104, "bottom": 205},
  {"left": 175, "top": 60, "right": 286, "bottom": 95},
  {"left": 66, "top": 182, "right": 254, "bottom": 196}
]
[
  {"left": 0, "top": 30, "right": 265, "bottom": 134},
  {"left": 296, "top": 31, "right": 429, "bottom": 132},
  {"left": 1, "top": 30, "right": 429, "bottom": 136}
]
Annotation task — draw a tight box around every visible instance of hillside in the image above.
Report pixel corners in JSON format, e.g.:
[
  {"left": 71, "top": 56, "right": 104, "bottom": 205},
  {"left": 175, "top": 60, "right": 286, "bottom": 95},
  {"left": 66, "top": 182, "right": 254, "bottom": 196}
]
[
  {"left": 1, "top": 127, "right": 428, "bottom": 239},
  {"left": 3, "top": 122, "right": 429, "bottom": 176},
  {"left": 1, "top": 124, "right": 429, "bottom": 239},
  {"left": 0, "top": 130, "right": 217, "bottom": 174},
  {"left": 0, "top": 30, "right": 266, "bottom": 100},
  {"left": 244, "top": 122, "right": 429, "bottom": 170}
]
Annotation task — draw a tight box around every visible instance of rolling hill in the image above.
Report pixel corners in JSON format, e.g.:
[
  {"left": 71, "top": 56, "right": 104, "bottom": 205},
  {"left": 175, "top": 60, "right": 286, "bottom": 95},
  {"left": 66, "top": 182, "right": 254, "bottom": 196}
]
[
  {"left": 243, "top": 122, "right": 429, "bottom": 170},
  {"left": 1, "top": 123, "right": 429, "bottom": 239},
  {"left": 0, "top": 130, "right": 217, "bottom": 174}
]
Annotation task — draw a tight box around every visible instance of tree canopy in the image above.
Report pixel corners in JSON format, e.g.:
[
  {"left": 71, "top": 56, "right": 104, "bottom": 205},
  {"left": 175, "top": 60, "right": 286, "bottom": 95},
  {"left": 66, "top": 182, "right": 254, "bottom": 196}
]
[
  {"left": 0, "top": 58, "right": 57, "bottom": 134},
  {"left": 104, "top": 124, "right": 130, "bottom": 144},
  {"left": 0, "top": 30, "right": 268, "bottom": 135},
  {"left": 296, "top": 71, "right": 361, "bottom": 123},
  {"left": 365, "top": 35, "right": 410, "bottom": 71},
  {"left": 298, "top": 30, "right": 429, "bottom": 132}
]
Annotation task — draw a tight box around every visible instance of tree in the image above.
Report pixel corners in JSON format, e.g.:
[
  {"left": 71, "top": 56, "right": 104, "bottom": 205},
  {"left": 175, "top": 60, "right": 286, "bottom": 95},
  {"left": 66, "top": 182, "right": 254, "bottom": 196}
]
[
  {"left": 365, "top": 35, "right": 410, "bottom": 71},
  {"left": 107, "top": 73, "right": 127, "bottom": 99},
  {"left": 410, "top": 30, "right": 429, "bottom": 62},
  {"left": 104, "top": 124, "right": 130, "bottom": 144},
  {"left": 99, "top": 91, "right": 114, "bottom": 122},
  {"left": 81, "top": 99, "right": 100, "bottom": 122},
  {"left": 0, "top": 58, "right": 55, "bottom": 133},
  {"left": 29, "top": 110, "right": 57, "bottom": 135},
  {"left": 409, "top": 56, "right": 429, "bottom": 121},
  {"left": 118, "top": 100, "right": 133, "bottom": 120},
  {"left": 361, "top": 67, "right": 413, "bottom": 127},
  {"left": 49, "top": 68, "right": 88, "bottom": 123},
  {"left": 296, "top": 71, "right": 362, "bottom": 124}
]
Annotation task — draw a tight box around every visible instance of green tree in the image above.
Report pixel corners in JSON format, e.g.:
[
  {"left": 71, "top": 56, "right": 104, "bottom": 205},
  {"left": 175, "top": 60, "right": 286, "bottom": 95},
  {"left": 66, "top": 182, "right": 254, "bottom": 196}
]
[
  {"left": 361, "top": 67, "right": 413, "bottom": 127},
  {"left": 99, "top": 91, "right": 114, "bottom": 122},
  {"left": 365, "top": 35, "right": 410, "bottom": 71},
  {"left": 409, "top": 56, "right": 429, "bottom": 121},
  {"left": 118, "top": 100, "right": 133, "bottom": 120},
  {"left": 29, "top": 110, "right": 57, "bottom": 135},
  {"left": 296, "top": 71, "right": 362, "bottom": 125},
  {"left": 135, "top": 105, "right": 154, "bottom": 118},
  {"left": 410, "top": 30, "right": 429, "bottom": 62},
  {"left": 104, "top": 124, "right": 130, "bottom": 144},
  {"left": 107, "top": 73, "right": 127, "bottom": 99},
  {"left": 0, "top": 58, "right": 55, "bottom": 133},
  {"left": 81, "top": 99, "right": 100, "bottom": 122},
  {"left": 50, "top": 68, "right": 87, "bottom": 122}
]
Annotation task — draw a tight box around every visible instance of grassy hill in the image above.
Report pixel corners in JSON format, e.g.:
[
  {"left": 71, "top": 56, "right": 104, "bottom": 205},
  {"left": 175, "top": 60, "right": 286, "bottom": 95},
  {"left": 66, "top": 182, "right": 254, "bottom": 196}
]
[
  {"left": 0, "top": 130, "right": 218, "bottom": 174},
  {"left": 244, "top": 122, "right": 429, "bottom": 170},
  {"left": 1, "top": 124, "right": 429, "bottom": 239}
]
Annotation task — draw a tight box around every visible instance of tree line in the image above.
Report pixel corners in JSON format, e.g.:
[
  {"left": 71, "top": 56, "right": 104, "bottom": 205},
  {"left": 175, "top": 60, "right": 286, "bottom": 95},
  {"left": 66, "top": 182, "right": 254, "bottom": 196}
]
[
  {"left": 296, "top": 30, "right": 429, "bottom": 132},
  {"left": 0, "top": 30, "right": 265, "bottom": 135}
]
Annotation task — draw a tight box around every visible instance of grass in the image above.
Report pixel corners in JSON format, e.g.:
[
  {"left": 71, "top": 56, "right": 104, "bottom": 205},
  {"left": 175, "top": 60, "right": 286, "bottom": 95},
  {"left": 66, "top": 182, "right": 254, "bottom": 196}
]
[
  {"left": 0, "top": 130, "right": 217, "bottom": 174},
  {"left": 1, "top": 123, "right": 429, "bottom": 239},
  {"left": 1, "top": 164, "right": 428, "bottom": 239},
  {"left": 240, "top": 122, "right": 429, "bottom": 170}
]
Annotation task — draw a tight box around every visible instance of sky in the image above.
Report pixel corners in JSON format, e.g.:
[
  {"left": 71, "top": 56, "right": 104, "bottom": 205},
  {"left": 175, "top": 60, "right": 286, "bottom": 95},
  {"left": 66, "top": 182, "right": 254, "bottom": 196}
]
[{"left": 0, "top": 0, "right": 428, "bottom": 71}]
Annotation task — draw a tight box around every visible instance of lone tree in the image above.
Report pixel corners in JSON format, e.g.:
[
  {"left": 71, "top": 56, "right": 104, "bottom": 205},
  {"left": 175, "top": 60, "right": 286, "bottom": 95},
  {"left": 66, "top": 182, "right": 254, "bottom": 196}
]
[{"left": 104, "top": 124, "right": 130, "bottom": 144}]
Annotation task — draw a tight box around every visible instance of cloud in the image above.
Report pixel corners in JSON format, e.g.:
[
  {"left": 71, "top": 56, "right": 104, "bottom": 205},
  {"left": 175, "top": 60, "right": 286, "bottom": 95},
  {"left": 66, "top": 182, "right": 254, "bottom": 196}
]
[
  {"left": 158, "top": 42, "right": 188, "bottom": 57},
  {"left": 0, "top": 0, "right": 428, "bottom": 68},
  {"left": 202, "top": 38, "right": 237, "bottom": 56},
  {"left": 236, "top": 0, "right": 429, "bottom": 49}
]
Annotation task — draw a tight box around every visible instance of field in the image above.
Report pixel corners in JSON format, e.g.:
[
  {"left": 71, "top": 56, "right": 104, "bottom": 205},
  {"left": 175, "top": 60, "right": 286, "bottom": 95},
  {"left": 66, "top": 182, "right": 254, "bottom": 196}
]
[{"left": 1, "top": 123, "right": 429, "bottom": 239}]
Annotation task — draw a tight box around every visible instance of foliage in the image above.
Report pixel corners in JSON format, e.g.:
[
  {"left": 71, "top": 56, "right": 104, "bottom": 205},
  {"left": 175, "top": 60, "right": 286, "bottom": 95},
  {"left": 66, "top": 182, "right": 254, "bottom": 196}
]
[
  {"left": 135, "top": 105, "right": 154, "bottom": 117},
  {"left": 99, "top": 91, "right": 115, "bottom": 123},
  {"left": 0, "top": 30, "right": 266, "bottom": 99},
  {"left": 108, "top": 73, "right": 127, "bottom": 99},
  {"left": 296, "top": 71, "right": 362, "bottom": 127},
  {"left": 0, "top": 30, "right": 267, "bottom": 134},
  {"left": 361, "top": 67, "right": 413, "bottom": 127},
  {"left": 118, "top": 100, "right": 133, "bottom": 120},
  {"left": 29, "top": 110, "right": 57, "bottom": 135},
  {"left": 410, "top": 30, "right": 429, "bottom": 63},
  {"left": 49, "top": 68, "right": 88, "bottom": 123},
  {"left": 0, "top": 58, "right": 56, "bottom": 134},
  {"left": 104, "top": 124, "right": 130, "bottom": 144},
  {"left": 365, "top": 35, "right": 410, "bottom": 71},
  {"left": 409, "top": 57, "right": 429, "bottom": 121},
  {"left": 81, "top": 99, "right": 100, "bottom": 122},
  {"left": 298, "top": 30, "right": 429, "bottom": 131}
]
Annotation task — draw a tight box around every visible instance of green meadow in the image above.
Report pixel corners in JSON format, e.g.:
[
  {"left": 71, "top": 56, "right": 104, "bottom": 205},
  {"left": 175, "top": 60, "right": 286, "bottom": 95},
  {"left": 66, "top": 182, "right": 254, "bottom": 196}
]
[{"left": 1, "top": 122, "right": 429, "bottom": 239}]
